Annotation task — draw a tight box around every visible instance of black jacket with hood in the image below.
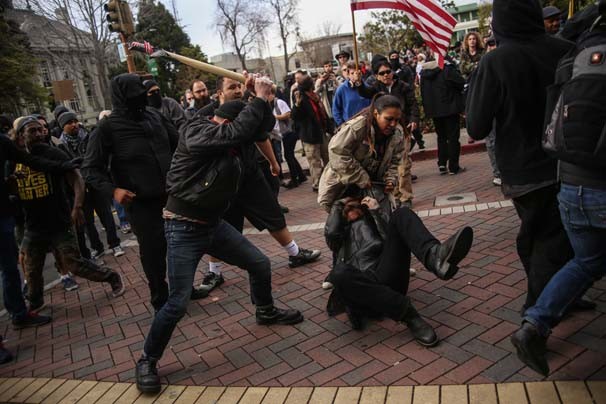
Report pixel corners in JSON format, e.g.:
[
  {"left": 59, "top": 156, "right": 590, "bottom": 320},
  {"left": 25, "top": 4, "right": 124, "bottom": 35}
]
[
  {"left": 420, "top": 60, "right": 466, "bottom": 119},
  {"left": 465, "top": 0, "right": 574, "bottom": 186},
  {"left": 165, "top": 98, "right": 275, "bottom": 223},
  {"left": 82, "top": 74, "right": 179, "bottom": 201}
]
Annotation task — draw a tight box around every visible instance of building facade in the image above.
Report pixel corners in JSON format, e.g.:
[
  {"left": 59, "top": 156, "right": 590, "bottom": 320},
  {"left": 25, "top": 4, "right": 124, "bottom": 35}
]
[
  {"left": 4, "top": 5, "right": 111, "bottom": 126},
  {"left": 448, "top": 2, "right": 481, "bottom": 42}
]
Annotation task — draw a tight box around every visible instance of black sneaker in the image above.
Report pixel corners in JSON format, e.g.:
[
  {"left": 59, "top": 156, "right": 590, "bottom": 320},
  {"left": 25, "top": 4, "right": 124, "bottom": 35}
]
[
  {"left": 199, "top": 272, "right": 224, "bottom": 292},
  {"left": 191, "top": 286, "right": 209, "bottom": 300},
  {"left": 13, "top": 311, "right": 52, "bottom": 330},
  {"left": 280, "top": 205, "right": 290, "bottom": 214},
  {"left": 136, "top": 357, "right": 161, "bottom": 394},
  {"left": 426, "top": 227, "right": 473, "bottom": 280},
  {"left": 288, "top": 248, "right": 321, "bottom": 268},
  {"left": 511, "top": 322, "right": 549, "bottom": 376},
  {"left": 256, "top": 305, "right": 304, "bottom": 325},
  {"left": 439, "top": 166, "right": 447, "bottom": 175},
  {"left": 401, "top": 303, "right": 438, "bottom": 347},
  {"left": 108, "top": 272, "right": 125, "bottom": 297}
]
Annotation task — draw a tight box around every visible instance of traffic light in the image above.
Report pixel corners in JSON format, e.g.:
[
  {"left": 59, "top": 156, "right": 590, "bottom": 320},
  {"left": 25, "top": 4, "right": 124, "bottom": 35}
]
[{"left": 104, "top": 0, "right": 134, "bottom": 37}]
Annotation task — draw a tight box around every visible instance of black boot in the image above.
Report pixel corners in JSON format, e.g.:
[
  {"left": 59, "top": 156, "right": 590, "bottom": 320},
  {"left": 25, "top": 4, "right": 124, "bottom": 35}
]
[
  {"left": 136, "top": 357, "right": 161, "bottom": 394},
  {"left": 402, "top": 303, "right": 438, "bottom": 347},
  {"left": 426, "top": 227, "right": 473, "bottom": 280},
  {"left": 190, "top": 286, "right": 209, "bottom": 300},
  {"left": 256, "top": 305, "right": 304, "bottom": 325},
  {"left": 511, "top": 322, "right": 549, "bottom": 376}
]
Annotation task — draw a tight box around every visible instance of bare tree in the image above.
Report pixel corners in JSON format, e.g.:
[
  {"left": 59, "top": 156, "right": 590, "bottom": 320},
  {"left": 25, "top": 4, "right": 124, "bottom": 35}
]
[
  {"left": 264, "top": 0, "right": 299, "bottom": 74},
  {"left": 319, "top": 20, "right": 342, "bottom": 37},
  {"left": 22, "top": 0, "right": 115, "bottom": 109},
  {"left": 216, "top": 0, "right": 270, "bottom": 71}
]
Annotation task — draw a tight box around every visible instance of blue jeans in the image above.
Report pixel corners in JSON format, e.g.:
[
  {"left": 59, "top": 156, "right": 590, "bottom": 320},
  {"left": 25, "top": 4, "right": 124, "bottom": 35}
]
[
  {"left": 143, "top": 219, "right": 273, "bottom": 359},
  {"left": 0, "top": 216, "right": 28, "bottom": 321},
  {"left": 113, "top": 200, "right": 128, "bottom": 226},
  {"left": 524, "top": 184, "right": 606, "bottom": 336}
]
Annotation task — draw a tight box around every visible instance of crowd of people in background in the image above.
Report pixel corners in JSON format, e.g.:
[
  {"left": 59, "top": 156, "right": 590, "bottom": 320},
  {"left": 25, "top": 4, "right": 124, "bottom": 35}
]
[{"left": 0, "top": 0, "right": 604, "bottom": 393}]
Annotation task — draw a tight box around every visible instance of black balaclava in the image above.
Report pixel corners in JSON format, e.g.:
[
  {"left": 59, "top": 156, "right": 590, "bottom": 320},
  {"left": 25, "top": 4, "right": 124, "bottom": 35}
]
[
  {"left": 143, "top": 79, "right": 163, "bottom": 109},
  {"left": 111, "top": 74, "right": 148, "bottom": 119},
  {"left": 389, "top": 51, "right": 401, "bottom": 70}
]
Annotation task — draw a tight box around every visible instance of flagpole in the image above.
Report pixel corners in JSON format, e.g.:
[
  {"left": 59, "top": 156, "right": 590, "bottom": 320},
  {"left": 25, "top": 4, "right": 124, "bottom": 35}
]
[{"left": 350, "top": 7, "right": 360, "bottom": 70}]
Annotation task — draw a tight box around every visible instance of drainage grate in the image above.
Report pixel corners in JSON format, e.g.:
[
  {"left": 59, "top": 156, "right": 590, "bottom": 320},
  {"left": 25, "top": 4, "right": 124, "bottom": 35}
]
[{"left": 435, "top": 192, "right": 477, "bottom": 207}]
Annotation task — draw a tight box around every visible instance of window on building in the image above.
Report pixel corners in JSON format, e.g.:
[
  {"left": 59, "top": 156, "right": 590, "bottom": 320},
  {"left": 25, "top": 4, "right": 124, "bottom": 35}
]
[{"left": 40, "top": 61, "right": 53, "bottom": 87}]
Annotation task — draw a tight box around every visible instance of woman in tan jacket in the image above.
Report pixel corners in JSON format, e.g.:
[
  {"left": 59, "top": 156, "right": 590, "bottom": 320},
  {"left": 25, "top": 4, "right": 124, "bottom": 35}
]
[{"left": 318, "top": 94, "right": 405, "bottom": 212}]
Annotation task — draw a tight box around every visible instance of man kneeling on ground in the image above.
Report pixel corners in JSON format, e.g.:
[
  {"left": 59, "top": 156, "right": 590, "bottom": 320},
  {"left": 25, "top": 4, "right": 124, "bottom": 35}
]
[{"left": 325, "top": 196, "right": 473, "bottom": 346}]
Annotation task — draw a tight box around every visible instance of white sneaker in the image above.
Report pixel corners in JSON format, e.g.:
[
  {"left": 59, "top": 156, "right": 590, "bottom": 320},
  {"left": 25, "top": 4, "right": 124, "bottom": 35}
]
[
  {"left": 321, "top": 281, "right": 333, "bottom": 290},
  {"left": 409, "top": 268, "right": 417, "bottom": 277},
  {"left": 112, "top": 246, "right": 125, "bottom": 257},
  {"left": 492, "top": 177, "right": 502, "bottom": 186}
]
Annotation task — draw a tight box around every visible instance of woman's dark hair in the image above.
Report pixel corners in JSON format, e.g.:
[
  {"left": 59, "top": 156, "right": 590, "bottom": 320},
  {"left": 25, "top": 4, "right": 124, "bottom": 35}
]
[
  {"left": 298, "top": 76, "right": 314, "bottom": 92},
  {"left": 350, "top": 93, "right": 402, "bottom": 155}
]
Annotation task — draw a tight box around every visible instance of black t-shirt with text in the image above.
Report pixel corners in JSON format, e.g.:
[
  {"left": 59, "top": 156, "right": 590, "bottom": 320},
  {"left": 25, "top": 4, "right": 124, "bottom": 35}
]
[{"left": 15, "top": 143, "right": 72, "bottom": 232}]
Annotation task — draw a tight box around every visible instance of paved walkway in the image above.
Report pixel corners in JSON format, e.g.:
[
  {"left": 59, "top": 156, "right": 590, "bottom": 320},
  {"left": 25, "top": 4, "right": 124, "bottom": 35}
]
[
  {"left": 0, "top": 150, "right": 604, "bottom": 402},
  {"left": 0, "top": 378, "right": 604, "bottom": 403}
]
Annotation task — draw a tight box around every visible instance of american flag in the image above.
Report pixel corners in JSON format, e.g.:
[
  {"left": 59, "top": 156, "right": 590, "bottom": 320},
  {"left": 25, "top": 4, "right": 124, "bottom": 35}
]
[{"left": 350, "top": 0, "right": 457, "bottom": 68}]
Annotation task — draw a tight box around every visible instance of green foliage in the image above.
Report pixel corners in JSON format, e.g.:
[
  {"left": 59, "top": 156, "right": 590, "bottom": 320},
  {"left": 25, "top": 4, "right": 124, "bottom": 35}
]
[
  {"left": 0, "top": 13, "right": 46, "bottom": 115},
  {"left": 175, "top": 45, "right": 216, "bottom": 95},
  {"left": 477, "top": 2, "right": 493, "bottom": 37},
  {"left": 359, "top": 11, "right": 422, "bottom": 56},
  {"left": 136, "top": 0, "right": 209, "bottom": 99}
]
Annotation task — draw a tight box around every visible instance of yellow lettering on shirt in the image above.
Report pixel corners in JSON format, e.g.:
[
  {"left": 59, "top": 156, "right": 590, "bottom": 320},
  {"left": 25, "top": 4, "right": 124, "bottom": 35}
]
[{"left": 15, "top": 163, "right": 52, "bottom": 201}]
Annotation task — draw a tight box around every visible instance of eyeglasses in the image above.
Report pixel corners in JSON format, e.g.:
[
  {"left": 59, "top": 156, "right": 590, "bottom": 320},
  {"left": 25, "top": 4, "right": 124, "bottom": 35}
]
[{"left": 377, "top": 70, "right": 393, "bottom": 76}]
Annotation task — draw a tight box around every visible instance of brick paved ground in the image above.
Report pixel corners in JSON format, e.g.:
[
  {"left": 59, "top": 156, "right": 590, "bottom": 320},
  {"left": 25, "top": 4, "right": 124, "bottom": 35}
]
[{"left": 0, "top": 150, "right": 604, "bottom": 388}]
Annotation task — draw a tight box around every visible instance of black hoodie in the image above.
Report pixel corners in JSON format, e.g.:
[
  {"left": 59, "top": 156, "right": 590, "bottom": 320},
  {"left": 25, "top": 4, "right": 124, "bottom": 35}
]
[
  {"left": 82, "top": 74, "right": 179, "bottom": 200},
  {"left": 466, "top": 0, "right": 573, "bottom": 186}
]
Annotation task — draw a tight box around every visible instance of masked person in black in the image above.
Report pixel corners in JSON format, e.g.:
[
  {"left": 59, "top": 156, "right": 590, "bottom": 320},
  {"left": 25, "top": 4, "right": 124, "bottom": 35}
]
[
  {"left": 144, "top": 79, "right": 187, "bottom": 132},
  {"left": 82, "top": 74, "right": 180, "bottom": 312},
  {"left": 136, "top": 82, "right": 304, "bottom": 394},
  {"left": 466, "top": 0, "right": 576, "bottom": 313}
]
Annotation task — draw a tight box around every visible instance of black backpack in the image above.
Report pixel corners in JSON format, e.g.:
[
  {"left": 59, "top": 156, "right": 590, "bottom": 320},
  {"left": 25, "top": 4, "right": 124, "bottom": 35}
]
[{"left": 543, "top": 3, "right": 606, "bottom": 169}]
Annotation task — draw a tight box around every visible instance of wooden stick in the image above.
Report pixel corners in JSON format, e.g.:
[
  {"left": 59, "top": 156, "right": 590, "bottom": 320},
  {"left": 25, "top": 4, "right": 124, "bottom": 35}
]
[
  {"left": 350, "top": 8, "right": 360, "bottom": 70},
  {"left": 159, "top": 50, "right": 247, "bottom": 83}
]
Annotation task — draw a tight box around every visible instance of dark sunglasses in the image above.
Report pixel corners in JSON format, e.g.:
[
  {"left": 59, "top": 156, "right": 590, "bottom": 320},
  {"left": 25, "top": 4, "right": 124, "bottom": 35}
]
[
  {"left": 487, "top": 40, "right": 496, "bottom": 47},
  {"left": 377, "top": 70, "right": 392, "bottom": 76}
]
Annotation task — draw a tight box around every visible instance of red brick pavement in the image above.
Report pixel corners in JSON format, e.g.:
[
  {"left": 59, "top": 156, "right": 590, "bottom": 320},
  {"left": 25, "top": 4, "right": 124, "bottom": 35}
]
[{"left": 1, "top": 150, "right": 605, "bottom": 387}]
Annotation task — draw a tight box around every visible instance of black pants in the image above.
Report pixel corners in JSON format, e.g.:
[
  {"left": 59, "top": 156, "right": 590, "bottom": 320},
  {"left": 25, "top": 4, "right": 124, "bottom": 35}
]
[
  {"left": 330, "top": 208, "right": 439, "bottom": 321},
  {"left": 223, "top": 166, "right": 286, "bottom": 233},
  {"left": 282, "top": 131, "right": 305, "bottom": 182},
  {"left": 260, "top": 159, "right": 280, "bottom": 199},
  {"left": 83, "top": 189, "right": 120, "bottom": 252},
  {"left": 411, "top": 127, "right": 424, "bottom": 149},
  {"left": 433, "top": 115, "right": 461, "bottom": 172},
  {"left": 126, "top": 197, "right": 169, "bottom": 311},
  {"left": 512, "top": 185, "right": 573, "bottom": 309}
]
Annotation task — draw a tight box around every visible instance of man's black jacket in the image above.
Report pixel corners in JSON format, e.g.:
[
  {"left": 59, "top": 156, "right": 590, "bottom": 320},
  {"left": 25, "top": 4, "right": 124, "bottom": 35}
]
[{"left": 165, "top": 97, "right": 275, "bottom": 223}]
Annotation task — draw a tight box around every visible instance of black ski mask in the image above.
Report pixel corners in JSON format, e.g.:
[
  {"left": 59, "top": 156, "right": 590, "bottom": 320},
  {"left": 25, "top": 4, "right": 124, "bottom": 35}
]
[{"left": 147, "top": 91, "right": 162, "bottom": 108}]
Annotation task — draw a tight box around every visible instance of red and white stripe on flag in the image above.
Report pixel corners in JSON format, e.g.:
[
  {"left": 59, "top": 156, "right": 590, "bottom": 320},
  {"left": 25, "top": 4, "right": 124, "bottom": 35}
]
[{"left": 350, "top": 0, "right": 457, "bottom": 68}]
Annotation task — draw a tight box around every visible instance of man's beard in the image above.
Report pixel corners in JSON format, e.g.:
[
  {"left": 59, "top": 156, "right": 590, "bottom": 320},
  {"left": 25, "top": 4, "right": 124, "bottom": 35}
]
[{"left": 194, "top": 96, "right": 210, "bottom": 109}]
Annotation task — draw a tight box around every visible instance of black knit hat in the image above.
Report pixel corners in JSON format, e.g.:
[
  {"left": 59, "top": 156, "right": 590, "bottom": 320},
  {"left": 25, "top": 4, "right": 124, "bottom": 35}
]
[
  {"left": 388, "top": 50, "right": 400, "bottom": 57},
  {"left": 58, "top": 111, "right": 78, "bottom": 128},
  {"left": 143, "top": 79, "right": 159, "bottom": 92},
  {"left": 371, "top": 54, "right": 390, "bottom": 74},
  {"left": 53, "top": 105, "right": 69, "bottom": 121},
  {"left": 215, "top": 100, "right": 247, "bottom": 121}
]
